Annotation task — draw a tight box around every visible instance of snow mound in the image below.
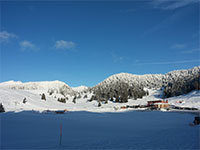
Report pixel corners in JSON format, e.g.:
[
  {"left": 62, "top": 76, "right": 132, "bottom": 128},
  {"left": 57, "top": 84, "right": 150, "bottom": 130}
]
[
  {"left": 0, "top": 80, "right": 76, "bottom": 97},
  {"left": 72, "top": 86, "right": 88, "bottom": 92},
  {"left": 0, "top": 80, "right": 67, "bottom": 90}
]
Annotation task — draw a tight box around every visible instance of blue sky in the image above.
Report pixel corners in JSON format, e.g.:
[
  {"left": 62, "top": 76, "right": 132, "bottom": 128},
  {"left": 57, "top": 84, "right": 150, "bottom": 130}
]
[{"left": 0, "top": 0, "right": 199, "bottom": 87}]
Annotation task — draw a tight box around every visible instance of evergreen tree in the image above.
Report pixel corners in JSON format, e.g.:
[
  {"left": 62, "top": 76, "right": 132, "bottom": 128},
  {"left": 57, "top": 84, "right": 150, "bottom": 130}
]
[
  {"left": 98, "top": 102, "right": 101, "bottom": 107},
  {"left": 0, "top": 103, "right": 5, "bottom": 112},
  {"left": 73, "top": 96, "right": 76, "bottom": 104},
  {"left": 23, "top": 98, "right": 27, "bottom": 104},
  {"left": 41, "top": 93, "right": 46, "bottom": 100},
  {"left": 77, "top": 94, "right": 81, "bottom": 99},
  {"left": 58, "top": 98, "right": 66, "bottom": 103}
]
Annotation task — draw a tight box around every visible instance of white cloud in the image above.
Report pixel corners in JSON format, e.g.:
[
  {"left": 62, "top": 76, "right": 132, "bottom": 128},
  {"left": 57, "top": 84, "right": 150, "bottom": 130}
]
[
  {"left": 182, "top": 48, "right": 200, "bottom": 54},
  {"left": 171, "top": 44, "right": 186, "bottom": 49},
  {"left": 152, "top": 0, "right": 199, "bottom": 10},
  {"left": 55, "top": 40, "right": 75, "bottom": 50},
  {"left": 136, "top": 59, "right": 200, "bottom": 65},
  {"left": 0, "top": 31, "right": 17, "bottom": 43},
  {"left": 19, "top": 40, "right": 37, "bottom": 51}
]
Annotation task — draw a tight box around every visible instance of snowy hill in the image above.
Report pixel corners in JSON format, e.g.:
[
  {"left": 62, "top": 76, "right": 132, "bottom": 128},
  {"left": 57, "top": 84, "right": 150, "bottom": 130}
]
[
  {"left": 102, "top": 66, "right": 198, "bottom": 88},
  {"left": 168, "top": 90, "right": 200, "bottom": 109},
  {"left": 0, "top": 80, "right": 76, "bottom": 96},
  {"left": 0, "top": 86, "right": 200, "bottom": 112},
  {"left": 72, "top": 85, "right": 88, "bottom": 92},
  {"left": 0, "top": 80, "right": 68, "bottom": 90},
  {"left": 91, "top": 66, "right": 200, "bottom": 102},
  {"left": 94, "top": 66, "right": 200, "bottom": 89},
  {"left": 0, "top": 66, "right": 199, "bottom": 112},
  {"left": 95, "top": 73, "right": 164, "bottom": 89}
]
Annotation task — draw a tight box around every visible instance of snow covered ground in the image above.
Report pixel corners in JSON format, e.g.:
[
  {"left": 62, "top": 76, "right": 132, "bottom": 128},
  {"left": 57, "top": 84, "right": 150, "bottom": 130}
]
[
  {"left": 168, "top": 91, "right": 200, "bottom": 109},
  {"left": 0, "top": 86, "right": 200, "bottom": 112},
  {"left": 72, "top": 85, "right": 88, "bottom": 92},
  {"left": 1, "top": 110, "right": 199, "bottom": 149},
  {"left": 0, "top": 81, "right": 200, "bottom": 149}
]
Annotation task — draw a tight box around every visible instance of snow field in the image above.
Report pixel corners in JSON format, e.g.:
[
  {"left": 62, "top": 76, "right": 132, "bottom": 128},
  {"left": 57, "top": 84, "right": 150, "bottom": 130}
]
[{"left": 1, "top": 110, "right": 199, "bottom": 149}]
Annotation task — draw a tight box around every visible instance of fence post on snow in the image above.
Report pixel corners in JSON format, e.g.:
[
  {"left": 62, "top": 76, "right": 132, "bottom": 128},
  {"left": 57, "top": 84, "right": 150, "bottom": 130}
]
[{"left": 60, "top": 124, "right": 62, "bottom": 146}]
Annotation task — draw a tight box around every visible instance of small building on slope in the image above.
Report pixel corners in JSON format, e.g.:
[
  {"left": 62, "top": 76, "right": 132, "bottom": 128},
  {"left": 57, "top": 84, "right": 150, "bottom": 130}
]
[{"left": 147, "top": 100, "right": 169, "bottom": 109}]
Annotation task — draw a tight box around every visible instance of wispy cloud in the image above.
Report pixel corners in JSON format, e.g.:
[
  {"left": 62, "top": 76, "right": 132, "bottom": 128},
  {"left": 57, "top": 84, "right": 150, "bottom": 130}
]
[
  {"left": 141, "top": 10, "right": 185, "bottom": 37},
  {"left": 19, "top": 40, "right": 38, "bottom": 51},
  {"left": 111, "top": 52, "right": 124, "bottom": 63},
  {"left": 0, "top": 31, "right": 17, "bottom": 43},
  {"left": 54, "top": 40, "right": 75, "bottom": 50},
  {"left": 171, "top": 43, "right": 186, "bottom": 49},
  {"left": 141, "top": 0, "right": 198, "bottom": 37},
  {"left": 181, "top": 48, "right": 200, "bottom": 54},
  {"left": 152, "top": 0, "right": 199, "bottom": 10},
  {"left": 135, "top": 59, "right": 199, "bottom": 65}
]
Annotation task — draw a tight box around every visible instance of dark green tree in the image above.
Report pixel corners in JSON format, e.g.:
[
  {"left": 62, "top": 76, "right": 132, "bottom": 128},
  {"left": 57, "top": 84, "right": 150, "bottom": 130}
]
[
  {"left": 73, "top": 96, "right": 76, "bottom": 104},
  {"left": 98, "top": 102, "right": 101, "bottom": 107},
  {"left": 23, "top": 98, "right": 27, "bottom": 104},
  {"left": 0, "top": 103, "right": 5, "bottom": 112},
  {"left": 58, "top": 98, "right": 66, "bottom": 103},
  {"left": 41, "top": 93, "right": 46, "bottom": 101}
]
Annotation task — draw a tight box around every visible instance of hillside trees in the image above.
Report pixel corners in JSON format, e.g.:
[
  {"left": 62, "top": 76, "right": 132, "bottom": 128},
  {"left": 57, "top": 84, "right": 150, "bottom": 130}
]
[
  {"left": 91, "top": 81, "right": 148, "bottom": 103},
  {"left": 57, "top": 98, "right": 66, "bottom": 103},
  {"left": 164, "top": 75, "right": 200, "bottom": 98}
]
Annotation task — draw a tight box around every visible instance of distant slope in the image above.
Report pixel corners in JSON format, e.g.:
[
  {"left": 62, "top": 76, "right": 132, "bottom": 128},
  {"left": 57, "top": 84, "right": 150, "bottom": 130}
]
[
  {"left": 0, "top": 86, "right": 200, "bottom": 112},
  {"left": 72, "top": 86, "right": 88, "bottom": 92},
  {"left": 168, "top": 90, "right": 200, "bottom": 109},
  {"left": 0, "top": 80, "right": 76, "bottom": 96},
  {"left": 90, "top": 66, "right": 200, "bottom": 102},
  {"left": 0, "top": 66, "right": 199, "bottom": 105},
  {"left": 163, "top": 67, "right": 200, "bottom": 97}
]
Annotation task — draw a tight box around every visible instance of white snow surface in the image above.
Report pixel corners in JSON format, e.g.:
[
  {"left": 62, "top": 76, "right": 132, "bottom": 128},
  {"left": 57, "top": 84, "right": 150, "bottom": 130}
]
[
  {"left": 72, "top": 85, "right": 88, "bottom": 92},
  {"left": 168, "top": 90, "right": 200, "bottom": 109},
  {"left": 0, "top": 80, "right": 69, "bottom": 90},
  {"left": 0, "top": 85, "right": 200, "bottom": 112},
  {"left": 1, "top": 110, "right": 199, "bottom": 149},
  {"left": 1, "top": 80, "right": 200, "bottom": 149},
  {"left": 0, "top": 80, "right": 75, "bottom": 96},
  {"left": 0, "top": 66, "right": 199, "bottom": 112}
]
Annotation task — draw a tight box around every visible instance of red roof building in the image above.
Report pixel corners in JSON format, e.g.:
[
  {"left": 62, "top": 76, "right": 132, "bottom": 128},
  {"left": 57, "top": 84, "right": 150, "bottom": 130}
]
[{"left": 147, "top": 100, "right": 168, "bottom": 106}]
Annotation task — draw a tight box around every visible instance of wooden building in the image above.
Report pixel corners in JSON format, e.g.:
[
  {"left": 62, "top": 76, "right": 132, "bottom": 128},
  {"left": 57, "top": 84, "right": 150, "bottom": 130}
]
[
  {"left": 153, "top": 103, "right": 170, "bottom": 109},
  {"left": 147, "top": 100, "right": 169, "bottom": 109}
]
